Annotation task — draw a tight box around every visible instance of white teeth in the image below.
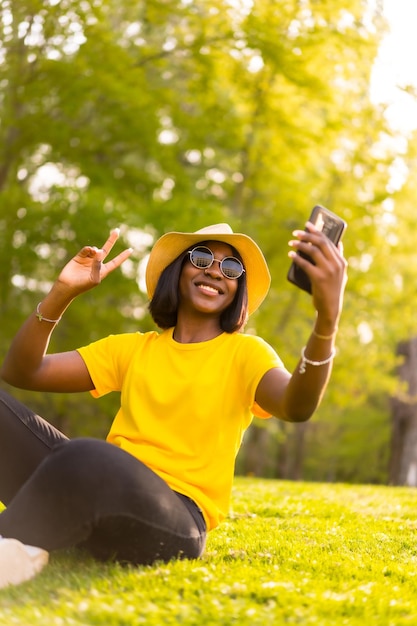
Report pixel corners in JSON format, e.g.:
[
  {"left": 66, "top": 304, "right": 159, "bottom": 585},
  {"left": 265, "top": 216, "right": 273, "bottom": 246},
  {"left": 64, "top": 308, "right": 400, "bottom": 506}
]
[{"left": 199, "top": 284, "right": 219, "bottom": 294}]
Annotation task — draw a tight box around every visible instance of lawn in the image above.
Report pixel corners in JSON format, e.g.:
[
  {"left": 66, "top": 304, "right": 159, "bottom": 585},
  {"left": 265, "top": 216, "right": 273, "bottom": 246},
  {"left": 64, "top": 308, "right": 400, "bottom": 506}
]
[{"left": 1, "top": 477, "right": 417, "bottom": 625}]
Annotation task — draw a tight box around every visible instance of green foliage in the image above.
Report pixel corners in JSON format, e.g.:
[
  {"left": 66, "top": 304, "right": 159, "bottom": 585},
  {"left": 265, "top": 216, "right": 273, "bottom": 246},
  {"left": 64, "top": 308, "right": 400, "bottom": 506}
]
[
  {"left": 0, "top": 0, "right": 409, "bottom": 481},
  {"left": 2, "top": 477, "right": 417, "bottom": 624}
]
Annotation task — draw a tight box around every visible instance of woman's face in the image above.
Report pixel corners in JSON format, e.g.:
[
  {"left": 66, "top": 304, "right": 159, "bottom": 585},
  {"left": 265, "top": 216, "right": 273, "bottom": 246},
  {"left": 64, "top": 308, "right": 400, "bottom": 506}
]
[{"left": 178, "top": 241, "right": 239, "bottom": 316}]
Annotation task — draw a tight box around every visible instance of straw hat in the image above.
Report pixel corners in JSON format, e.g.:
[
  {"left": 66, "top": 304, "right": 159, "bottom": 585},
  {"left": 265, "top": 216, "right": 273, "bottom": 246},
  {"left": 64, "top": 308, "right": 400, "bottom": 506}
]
[{"left": 145, "top": 223, "right": 271, "bottom": 315}]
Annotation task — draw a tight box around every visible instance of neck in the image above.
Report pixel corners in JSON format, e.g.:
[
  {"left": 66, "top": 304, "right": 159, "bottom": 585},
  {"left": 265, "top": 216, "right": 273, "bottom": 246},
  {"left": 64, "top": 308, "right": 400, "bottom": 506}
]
[{"left": 173, "top": 317, "right": 223, "bottom": 344}]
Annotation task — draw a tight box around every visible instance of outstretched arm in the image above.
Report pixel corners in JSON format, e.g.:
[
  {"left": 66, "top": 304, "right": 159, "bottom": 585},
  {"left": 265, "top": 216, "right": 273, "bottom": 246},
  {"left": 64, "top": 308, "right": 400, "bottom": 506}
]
[
  {"left": 255, "top": 221, "right": 348, "bottom": 422},
  {"left": 0, "top": 229, "right": 133, "bottom": 392}
]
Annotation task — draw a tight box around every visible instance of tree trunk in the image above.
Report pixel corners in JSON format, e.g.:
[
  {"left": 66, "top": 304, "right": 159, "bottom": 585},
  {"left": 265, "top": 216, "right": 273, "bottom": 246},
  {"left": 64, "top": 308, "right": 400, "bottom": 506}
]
[
  {"left": 389, "top": 337, "right": 417, "bottom": 485},
  {"left": 277, "top": 422, "right": 308, "bottom": 480},
  {"left": 240, "top": 424, "right": 272, "bottom": 477},
  {"left": 239, "top": 420, "right": 308, "bottom": 480}
]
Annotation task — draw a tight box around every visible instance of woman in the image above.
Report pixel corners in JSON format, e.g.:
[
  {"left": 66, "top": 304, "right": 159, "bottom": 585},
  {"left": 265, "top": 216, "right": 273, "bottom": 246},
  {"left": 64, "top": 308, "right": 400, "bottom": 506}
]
[{"left": 0, "top": 222, "right": 347, "bottom": 588}]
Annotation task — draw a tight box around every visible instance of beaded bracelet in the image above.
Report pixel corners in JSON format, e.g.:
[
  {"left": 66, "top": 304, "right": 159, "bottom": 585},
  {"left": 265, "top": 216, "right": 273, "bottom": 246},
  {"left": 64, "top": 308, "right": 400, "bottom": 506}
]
[
  {"left": 299, "top": 346, "right": 336, "bottom": 374},
  {"left": 36, "top": 303, "right": 62, "bottom": 324}
]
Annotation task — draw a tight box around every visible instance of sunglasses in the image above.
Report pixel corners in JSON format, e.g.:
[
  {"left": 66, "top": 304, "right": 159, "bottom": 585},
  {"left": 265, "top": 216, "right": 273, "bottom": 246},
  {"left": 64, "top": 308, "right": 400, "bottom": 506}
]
[{"left": 187, "top": 246, "right": 245, "bottom": 280}]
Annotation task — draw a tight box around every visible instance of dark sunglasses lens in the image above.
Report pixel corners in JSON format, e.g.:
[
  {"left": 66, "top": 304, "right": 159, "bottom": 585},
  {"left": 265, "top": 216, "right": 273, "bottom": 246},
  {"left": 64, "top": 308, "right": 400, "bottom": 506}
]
[
  {"left": 190, "top": 248, "right": 212, "bottom": 268},
  {"left": 221, "top": 258, "right": 243, "bottom": 278}
]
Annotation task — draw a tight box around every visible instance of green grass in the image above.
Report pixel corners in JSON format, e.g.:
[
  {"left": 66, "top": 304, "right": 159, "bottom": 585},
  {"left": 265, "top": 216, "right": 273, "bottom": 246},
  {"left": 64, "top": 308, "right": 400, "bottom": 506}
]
[{"left": 1, "top": 477, "right": 417, "bottom": 625}]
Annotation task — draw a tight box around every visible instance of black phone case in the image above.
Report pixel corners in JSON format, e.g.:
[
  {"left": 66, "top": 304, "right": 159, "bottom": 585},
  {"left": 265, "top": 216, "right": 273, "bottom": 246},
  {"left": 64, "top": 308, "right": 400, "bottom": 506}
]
[{"left": 287, "top": 205, "right": 347, "bottom": 294}]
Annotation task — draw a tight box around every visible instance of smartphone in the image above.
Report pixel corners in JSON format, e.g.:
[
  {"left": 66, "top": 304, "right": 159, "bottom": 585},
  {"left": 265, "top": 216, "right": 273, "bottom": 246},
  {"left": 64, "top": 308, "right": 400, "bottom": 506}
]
[{"left": 287, "top": 205, "right": 347, "bottom": 294}]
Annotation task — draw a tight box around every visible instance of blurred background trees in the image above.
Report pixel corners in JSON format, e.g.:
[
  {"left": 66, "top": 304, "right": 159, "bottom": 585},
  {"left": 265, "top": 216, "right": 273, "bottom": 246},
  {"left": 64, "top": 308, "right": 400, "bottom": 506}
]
[{"left": 1, "top": 0, "right": 416, "bottom": 484}]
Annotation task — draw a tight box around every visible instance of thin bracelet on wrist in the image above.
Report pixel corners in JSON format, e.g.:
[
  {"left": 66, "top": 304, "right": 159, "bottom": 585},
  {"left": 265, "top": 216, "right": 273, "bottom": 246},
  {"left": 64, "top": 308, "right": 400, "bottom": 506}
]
[
  {"left": 299, "top": 346, "right": 336, "bottom": 374},
  {"left": 36, "top": 302, "right": 62, "bottom": 324},
  {"left": 312, "top": 327, "right": 338, "bottom": 340}
]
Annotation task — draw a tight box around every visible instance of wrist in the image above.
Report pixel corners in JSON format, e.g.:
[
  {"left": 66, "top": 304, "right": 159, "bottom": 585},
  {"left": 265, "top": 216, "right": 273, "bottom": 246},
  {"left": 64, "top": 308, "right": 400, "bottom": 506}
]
[
  {"left": 299, "top": 345, "right": 336, "bottom": 374},
  {"left": 36, "top": 285, "right": 74, "bottom": 322},
  {"left": 46, "top": 281, "right": 78, "bottom": 306},
  {"left": 314, "top": 313, "right": 340, "bottom": 337},
  {"left": 312, "top": 325, "right": 338, "bottom": 341},
  {"left": 36, "top": 302, "right": 62, "bottom": 324}
]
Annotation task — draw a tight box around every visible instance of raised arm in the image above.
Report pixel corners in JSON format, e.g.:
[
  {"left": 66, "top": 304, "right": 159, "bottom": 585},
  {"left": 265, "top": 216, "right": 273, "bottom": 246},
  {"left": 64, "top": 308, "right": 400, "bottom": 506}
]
[
  {"left": 255, "top": 221, "right": 348, "bottom": 422},
  {"left": 0, "top": 229, "right": 133, "bottom": 393}
]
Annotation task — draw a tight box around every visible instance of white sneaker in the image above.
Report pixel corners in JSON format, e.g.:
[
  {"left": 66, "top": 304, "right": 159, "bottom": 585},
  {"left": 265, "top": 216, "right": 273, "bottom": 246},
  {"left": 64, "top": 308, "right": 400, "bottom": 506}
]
[{"left": 0, "top": 537, "right": 49, "bottom": 589}]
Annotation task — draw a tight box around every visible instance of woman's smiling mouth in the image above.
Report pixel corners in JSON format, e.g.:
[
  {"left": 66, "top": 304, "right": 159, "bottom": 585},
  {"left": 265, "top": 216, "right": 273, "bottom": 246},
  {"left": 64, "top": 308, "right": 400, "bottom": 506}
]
[{"left": 195, "top": 281, "right": 223, "bottom": 295}]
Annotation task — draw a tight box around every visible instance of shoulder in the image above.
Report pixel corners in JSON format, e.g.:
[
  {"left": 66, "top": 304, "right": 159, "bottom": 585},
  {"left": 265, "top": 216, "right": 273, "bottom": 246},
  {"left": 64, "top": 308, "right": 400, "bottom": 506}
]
[
  {"left": 78, "top": 330, "right": 161, "bottom": 355},
  {"left": 229, "top": 332, "right": 276, "bottom": 352},
  {"left": 219, "top": 332, "right": 282, "bottom": 365}
]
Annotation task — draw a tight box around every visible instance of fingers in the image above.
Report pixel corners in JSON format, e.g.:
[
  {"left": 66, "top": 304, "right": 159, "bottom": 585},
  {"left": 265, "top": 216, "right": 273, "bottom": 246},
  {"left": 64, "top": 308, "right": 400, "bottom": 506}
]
[
  {"left": 75, "top": 229, "right": 133, "bottom": 277},
  {"left": 100, "top": 229, "right": 133, "bottom": 278},
  {"left": 100, "top": 248, "right": 134, "bottom": 278},
  {"left": 286, "top": 220, "right": 348, "bottom": 324},
  {"left": 288, "top": 221, "right": 347, "bottom": 289},
  {"left": 290, "top": 222, "right": 342, "bottom": 261},
  {"left": 83, "top": 228, "right": 128, "bottom": 262},
  {"left": 99, "top": 228, "right": 121, "bottom": 261}
]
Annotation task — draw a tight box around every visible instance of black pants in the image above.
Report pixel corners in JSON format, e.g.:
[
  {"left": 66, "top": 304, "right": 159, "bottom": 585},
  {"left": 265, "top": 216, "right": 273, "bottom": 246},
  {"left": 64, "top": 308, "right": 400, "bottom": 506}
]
[{"left": 0, "top": 390, "right": 206, "bottom": 565}]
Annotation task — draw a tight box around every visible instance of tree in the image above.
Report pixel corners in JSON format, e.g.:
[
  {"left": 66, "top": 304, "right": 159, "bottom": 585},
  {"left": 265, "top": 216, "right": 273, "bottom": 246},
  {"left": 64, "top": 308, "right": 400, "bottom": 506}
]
[
  {"left": 0, "top": 0, "right": 404, "bottom": 483},
  {"left": 389, "top": 337, "right": 417, "bottom": 486}
]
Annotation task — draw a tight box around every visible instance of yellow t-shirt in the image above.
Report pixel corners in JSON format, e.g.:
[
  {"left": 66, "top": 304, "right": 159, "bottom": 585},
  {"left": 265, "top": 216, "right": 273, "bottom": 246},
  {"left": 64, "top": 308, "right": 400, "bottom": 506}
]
[{"left": 77, "top": 329, "right": 283, "bottom": 530}]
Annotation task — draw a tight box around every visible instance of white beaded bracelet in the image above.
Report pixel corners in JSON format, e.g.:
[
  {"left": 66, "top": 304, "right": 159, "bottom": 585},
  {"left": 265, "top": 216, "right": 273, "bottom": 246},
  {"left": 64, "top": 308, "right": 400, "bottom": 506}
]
[
  {"left": 36, "top": 302, "right": 62, "bottom": 324},
  {"left": 299, "top": 346, "right": 336, "bottom": 374}
]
